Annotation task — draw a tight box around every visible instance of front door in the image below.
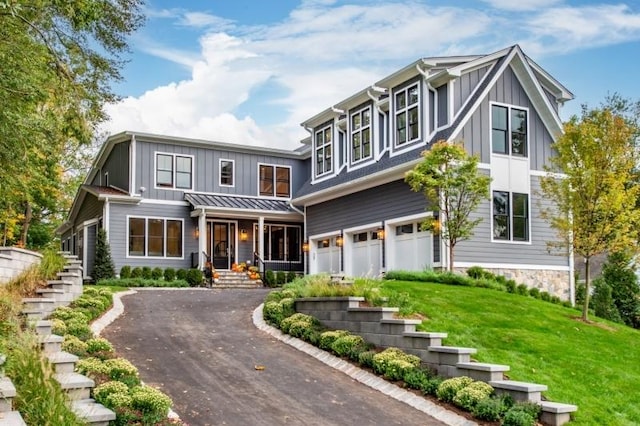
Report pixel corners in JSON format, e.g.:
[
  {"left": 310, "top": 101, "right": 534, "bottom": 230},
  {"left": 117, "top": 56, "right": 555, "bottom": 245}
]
[{"left": 211, "top": 222, "right": 236, "bottom": 269}]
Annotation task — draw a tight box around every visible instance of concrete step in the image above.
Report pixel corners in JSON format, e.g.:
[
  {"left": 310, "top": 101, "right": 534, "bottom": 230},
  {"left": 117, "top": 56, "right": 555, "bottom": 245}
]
[
  {"left": 0, "top": 377, "right": 17, "bottom": 412},
  {"left": 540, "top": 401, "right": 578, "bottom": 426},
  {"left": 47, "top": 351, "right": 79, "bottom": 374},
  {"left": 39, "top": 334, "right": 64, "bottom": 354},
  {"left": 34, "top": 320, "right": 52, "bottom": 336},
  {"left": 54, "top": 373, "right": 94, "bottom": 400},
  {"left": 22, "top": 297, "right": 56, "bottom": 314},
  {"left": 48, "top": 279, "right": 74, "bottom": 292},
  {"left": 0, "top": 411, "right": 27, "bottom": 426},
  {"left": 489, "top": 380, "right": 548, "bottom": 402},
  {"left": 456, "top": 362, "right": 510, "bottom": 382},
  {"left": 57, "top": 271, "right": 81, "bottom": 280},
  {"left": 212, "top": 283, "right": 263, "bottom": 289},
  {"left": 72, "top": 399, "right": 116, "bottom": 426},
  {"left": 21, "top": 308, "right": 45, "bottom": 321},
  {"left": 428, "top": 346, "right": 477, "bottom": 366},
  {"left": 402, "top": 331, "right": 447, "bottom": 348}
]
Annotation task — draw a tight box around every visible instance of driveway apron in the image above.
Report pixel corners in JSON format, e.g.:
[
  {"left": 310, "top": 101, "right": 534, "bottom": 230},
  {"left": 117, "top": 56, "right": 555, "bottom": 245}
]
[{"left": 101, "top": 289, "right": 447, "bottom": 426}]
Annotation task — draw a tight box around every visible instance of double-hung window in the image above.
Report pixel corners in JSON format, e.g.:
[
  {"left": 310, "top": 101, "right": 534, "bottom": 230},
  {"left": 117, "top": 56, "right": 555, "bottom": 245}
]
[
  {"left": 220, "top": 160, "right": 234, "bottom": 186},
  {"left": 259, "top": 164, "right": 291, "bottom": 198},
  {"left": 156, "top": 153, "right": 193, "bottom": 190},
  {"left": 493, "top": 191, "right": 529, "bottom": 242},
  {"left": 492, "top": 105, "right": 527, "bottom": 157},
  {"left": 128, "top": 217, "right": 183, "bottom": 257},
  {"left": 395, "top": 83, "right": 420, "bottom": 147},
  {"left": 350, "top": 106, "right": 371, "bottom": 163},
  {"left": 315, "top": 125, "right": 333, "bottom": 176}
]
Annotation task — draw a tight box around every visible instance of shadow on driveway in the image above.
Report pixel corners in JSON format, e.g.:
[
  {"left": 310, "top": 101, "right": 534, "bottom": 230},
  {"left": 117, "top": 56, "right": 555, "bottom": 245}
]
[{"left": 101, "top": 289, "right": 447, "bottom": 426}]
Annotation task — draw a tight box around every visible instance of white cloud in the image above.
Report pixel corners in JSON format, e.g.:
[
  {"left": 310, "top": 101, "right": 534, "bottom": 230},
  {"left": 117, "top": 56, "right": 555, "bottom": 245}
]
[{"left": 104, "top": 1, "right": 640, "bottom": 150}]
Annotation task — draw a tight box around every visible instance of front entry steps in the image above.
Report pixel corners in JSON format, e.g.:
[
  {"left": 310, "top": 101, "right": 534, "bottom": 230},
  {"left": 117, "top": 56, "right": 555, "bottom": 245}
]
[{"left": 213, "top": 270, "right": 263, "bottom": 288}]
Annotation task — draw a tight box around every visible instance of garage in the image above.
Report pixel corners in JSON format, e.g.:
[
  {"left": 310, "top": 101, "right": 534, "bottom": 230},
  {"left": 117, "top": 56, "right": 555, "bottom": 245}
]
[
  {"left": 348, "top": 230, "right": 381, "bottom": 277},
  {"left": 389, "top": 221, "right": 432, "bottom": 271},
  {"left": 314, "top": 236, "right": 341, "bottom": 274}
]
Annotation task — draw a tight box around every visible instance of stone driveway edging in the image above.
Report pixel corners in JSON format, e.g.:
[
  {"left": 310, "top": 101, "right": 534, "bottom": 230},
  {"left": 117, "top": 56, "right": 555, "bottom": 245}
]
[{"left": 252, "top": 303, "right": 477, "bottom": 426}]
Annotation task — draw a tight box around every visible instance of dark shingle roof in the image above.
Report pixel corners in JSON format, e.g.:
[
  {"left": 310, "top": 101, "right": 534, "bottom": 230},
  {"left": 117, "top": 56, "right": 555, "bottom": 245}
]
[
  {"left": 83, "top": 185, "right": 129, "bottom": 196},
  {"left": 185, "top": 193, "right": 296, "bottom": 213}
]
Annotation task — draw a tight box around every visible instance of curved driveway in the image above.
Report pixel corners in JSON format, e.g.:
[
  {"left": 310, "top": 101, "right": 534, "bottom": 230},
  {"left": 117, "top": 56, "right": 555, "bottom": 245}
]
[{"left": 101, "top": 289, "right": 448, "bottom": 426}]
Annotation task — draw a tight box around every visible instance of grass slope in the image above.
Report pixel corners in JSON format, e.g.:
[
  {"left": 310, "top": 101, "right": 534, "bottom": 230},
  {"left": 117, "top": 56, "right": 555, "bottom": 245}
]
[{"left": 382, "top": 280, "right": 640, "bottom": 426}]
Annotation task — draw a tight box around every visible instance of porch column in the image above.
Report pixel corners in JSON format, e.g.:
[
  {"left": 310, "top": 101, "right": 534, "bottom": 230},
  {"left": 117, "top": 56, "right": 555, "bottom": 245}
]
[
  {"left": 258, "top": 216, "right": 265, "bottom": 261},
  {"left": 198, "top": 209, "right": 206, "bottom": 268}
]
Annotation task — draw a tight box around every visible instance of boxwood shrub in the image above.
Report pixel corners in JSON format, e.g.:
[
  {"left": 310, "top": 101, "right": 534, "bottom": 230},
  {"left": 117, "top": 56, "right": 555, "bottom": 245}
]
[{"left": 436, "top": 376, "right": 474, "bottom": 403}]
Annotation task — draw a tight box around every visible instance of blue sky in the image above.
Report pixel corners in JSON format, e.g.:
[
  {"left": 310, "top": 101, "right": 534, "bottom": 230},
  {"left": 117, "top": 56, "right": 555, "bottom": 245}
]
[{"left": 104, "top": 0, "right": 640, "bottom": 149}]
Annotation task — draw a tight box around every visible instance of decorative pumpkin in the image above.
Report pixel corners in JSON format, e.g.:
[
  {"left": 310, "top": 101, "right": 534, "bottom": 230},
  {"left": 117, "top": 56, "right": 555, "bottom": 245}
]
[{"left": 213, "top": 272, "right": 220, "bottom": 279}]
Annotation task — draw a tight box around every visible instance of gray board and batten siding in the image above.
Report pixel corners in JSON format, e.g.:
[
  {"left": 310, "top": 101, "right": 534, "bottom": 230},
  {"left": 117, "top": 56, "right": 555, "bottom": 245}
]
[
  {"left": 458, "top": 65, "right": 555, "bottom": 170},
  {"left": 134, "top": 140, "right": 308, "bottom": 202},
  {"left": 453, "top": 65, "right": 492, "bottom": 116},
  {"left": 107, "top": 202, "right": 198, "bottom": 270},
  {"left": 85, "top": 224, "right": 97, "bottom": 277},
  {"left": 75, "top": 193, "right": 104, "bottom": 226},
  {"left": 97, "top": 141, "right": 130, "bottom": 191},
  {"left": 454, "top": 176, "right": 569, "bottom": 268}
]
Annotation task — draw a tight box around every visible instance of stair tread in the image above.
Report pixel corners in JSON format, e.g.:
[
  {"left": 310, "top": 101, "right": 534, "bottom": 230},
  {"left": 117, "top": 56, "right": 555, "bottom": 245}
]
[
  {"left": 47, "top": 351, "right": 79, "bottom": 364},
  {"left": 0, "top": 411, "right": 27, "bottom": 426},
  {"left": 54, "top": 372, "right": 94, "bottom": 389},
  {"left": 489, "top": 380, "right": 548, "bottom": 391},
  {"left": 40, "top": 334, "right": 64, "bottom": 344},
  {"left": 457, "top": 362, "right": 510, "bottom": 371},
  {"left": 22, "top": 297, "right": 56, "bottom": 303},
  {"left": 72, "top": 399, "right": 116, "bottom": 422},
  {"left": 0, "top": 377, "right": 17, "bottom": 398}
]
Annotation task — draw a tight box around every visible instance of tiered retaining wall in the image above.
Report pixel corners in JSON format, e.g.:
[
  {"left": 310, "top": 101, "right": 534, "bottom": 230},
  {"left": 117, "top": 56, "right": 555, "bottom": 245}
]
[
  {"left": 295, "top": 296, "right": 577, "bottom": 426},
  {"left": 0, "top": 247, "right": 42, "bottom": 284}
]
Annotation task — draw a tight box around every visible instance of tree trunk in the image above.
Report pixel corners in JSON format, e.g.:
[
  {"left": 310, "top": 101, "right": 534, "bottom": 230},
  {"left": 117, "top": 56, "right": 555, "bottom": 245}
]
[
  {"left": 19, "top": 201, "right": 32, "bottom": 247},
  {"left": 582, "top": 257, "right": 591, "bottom": 321},
  {"left": 449, "top": 240, "right": 454, "bottom": 272}
]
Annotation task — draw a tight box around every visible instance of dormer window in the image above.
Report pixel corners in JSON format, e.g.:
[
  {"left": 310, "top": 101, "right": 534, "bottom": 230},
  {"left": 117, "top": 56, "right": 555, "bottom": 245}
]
[
  {"left": 394, "top": 83, "right": 420, "bottom": 147},
  {"left": 315, "top": 124, "right": 333, "bottom": 177},
  {"left": 155, "top": 152, "right": 193, "bottom": 190},
  {"left": 350, "top": 106, "right": 372, "bottom": 163}
]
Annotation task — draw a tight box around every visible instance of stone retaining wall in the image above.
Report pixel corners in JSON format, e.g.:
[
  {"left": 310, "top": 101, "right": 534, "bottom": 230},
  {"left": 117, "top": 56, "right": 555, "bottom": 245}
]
[{"left": 0, "top": 247, "right": 42, "bottom": 284}]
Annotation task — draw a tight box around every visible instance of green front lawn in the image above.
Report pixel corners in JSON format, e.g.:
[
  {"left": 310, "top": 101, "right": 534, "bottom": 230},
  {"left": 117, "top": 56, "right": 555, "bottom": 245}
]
[{"left": 380, "top": 280, "right": 639, "bottom": 425}]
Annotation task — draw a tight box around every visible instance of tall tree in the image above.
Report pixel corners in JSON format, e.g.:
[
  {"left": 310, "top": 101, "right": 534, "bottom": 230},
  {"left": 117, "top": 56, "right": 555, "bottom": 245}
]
[
  {"left": 405, "top": 140, "right": 491, "bottom": 271},
  {"left": 540, "top": 105, "right": 640, "bottom": 321},
  {"left": 0, "top": 0, "right": 144, "bottom": 247}
]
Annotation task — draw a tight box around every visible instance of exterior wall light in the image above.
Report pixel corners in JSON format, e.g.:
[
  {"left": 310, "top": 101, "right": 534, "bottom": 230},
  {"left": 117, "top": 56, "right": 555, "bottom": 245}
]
[
  {"left": 240, "top": 229, "right": 248, "bottom": 241},
  {"left": 377, "top": 227, "right": 385, "bottom": 240}
]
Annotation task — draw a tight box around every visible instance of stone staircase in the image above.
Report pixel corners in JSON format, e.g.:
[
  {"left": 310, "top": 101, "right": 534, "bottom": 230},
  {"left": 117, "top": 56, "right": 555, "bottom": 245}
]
[
  {"left": 10, "top": 253, "right": 116, "bottom": 425},
  {"left": 213, "top": 270, "right": 263, "bottom": 288}
]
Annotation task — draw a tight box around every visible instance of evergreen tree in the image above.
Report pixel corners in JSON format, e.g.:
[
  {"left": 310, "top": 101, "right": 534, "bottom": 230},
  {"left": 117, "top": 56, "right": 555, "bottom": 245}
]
[
  {"left": 602, "top": 251, "right": 640, "bottom": 328},
  {"left": 93, "top": 229, "right": 115, "bottom": 282}
]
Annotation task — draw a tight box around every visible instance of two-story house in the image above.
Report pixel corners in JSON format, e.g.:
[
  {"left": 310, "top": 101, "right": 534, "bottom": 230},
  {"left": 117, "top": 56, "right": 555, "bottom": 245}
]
[{"left": 59, "top": 45, "right": 574, "bottom": 299}]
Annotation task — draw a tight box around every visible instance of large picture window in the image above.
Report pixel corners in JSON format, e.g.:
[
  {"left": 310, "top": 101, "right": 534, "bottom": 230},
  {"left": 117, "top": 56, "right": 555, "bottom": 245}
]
[
  {"left": 128, "top": 217, "right": 183, "bottom": 257},
  {"left": 492, "top": 105, "right": 527, "bottom": 157},
  {"left": 259, "top": 165, "right": 290, "bottom": 198},
  {"left": 254, "top": 224, "right": 301, "bottom": 262},
  {"left": 493, "top": 192, "right": 529, "bottom": 242},
  {"left": 350, "top": 106, "right": 372, "bottom": 163},
  {"left": 395, "top": 83, "right": 420, "bottom": 147},
  {"left": 315, "top": 125, "right": 333, "bottom": 176},
  {"left": 155, "top": 153, "right": 193, "bottom": 190}
]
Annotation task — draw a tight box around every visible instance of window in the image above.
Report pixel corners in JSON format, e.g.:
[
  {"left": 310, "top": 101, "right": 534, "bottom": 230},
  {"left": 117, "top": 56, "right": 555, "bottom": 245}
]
[
  {"left": 491, "top": 105, "right": 527, "bottom": 157},
  {"left": 220, "top": 160, "right": 234, "bottom": 186},
  {"left": 254, "top": 224, "right": 301, "bottom": 261},
  {"left": 155, "top": 153, "right": 193, "bottom": 189},
  {"left": 315, "top": 125, "right": 333, "bottom": 176},
  {"left": 396, "top": 224, "right": 414, "bottom": 235},
  {"left": 259, "top": 165, "right": 290, "bottom": 198},
  {"left": 395, "top": 83, "right": 420, "bottom": 146},
  {"left": 493, "top": 192, "right": 529, "bottom": 242},
  {"left": 128, "top": 217, "right": 183, "bottom": 257},
  {"left": 351, "top": 106, "right": 372, "bottom": 162}
]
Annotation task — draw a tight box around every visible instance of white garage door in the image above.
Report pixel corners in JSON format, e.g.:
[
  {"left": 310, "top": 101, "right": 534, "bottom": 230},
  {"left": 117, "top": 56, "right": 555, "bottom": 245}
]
[
  {"left": 393, "top": 222, "right": 431, "bottom": 271},
  {"left": 315, "top": 237, "right": 341, "bottom": 274},
  {"left": 350, "top": 231, "right": 381, "bottom": 277}
]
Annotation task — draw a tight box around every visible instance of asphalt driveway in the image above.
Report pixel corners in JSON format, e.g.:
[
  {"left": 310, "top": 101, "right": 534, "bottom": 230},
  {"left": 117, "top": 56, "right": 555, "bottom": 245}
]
[{"left": 101, "top": 288, "right": 448, "bottom": 426}]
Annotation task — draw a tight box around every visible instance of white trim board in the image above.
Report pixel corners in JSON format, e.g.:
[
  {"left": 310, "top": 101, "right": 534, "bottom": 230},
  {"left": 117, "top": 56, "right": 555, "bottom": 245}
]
[{"left": 454, "top": 262, "right": 569, "bottom": 271}]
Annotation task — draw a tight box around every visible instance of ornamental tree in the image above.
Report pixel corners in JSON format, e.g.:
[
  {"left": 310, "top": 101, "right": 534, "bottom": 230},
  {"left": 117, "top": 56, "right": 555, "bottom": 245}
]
[
  {"left": 540, "top": 104, "right": 640, "bottom": 321},
  {"left": 405, "top": 140, "right": 491, "bottom": 271}
]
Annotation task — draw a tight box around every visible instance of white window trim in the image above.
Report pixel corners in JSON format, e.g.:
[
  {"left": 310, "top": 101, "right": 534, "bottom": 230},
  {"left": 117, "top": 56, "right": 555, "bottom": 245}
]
[
  {"left": 104, "top": 171, "right": 109, "bottom": 187},
  {"left": 490, "top": 191, "right": 532, "bottom": 245},
  {"left": 490, "top": 102, "right": 530, "bottom": 159},
  {"left": 314, "top": 123, "right": 334, "bottom": 179},
  {"left": 126, "top": 215, "right": 185, "bottom": 259},
  {"left": 254, "top": 223, "right": 302, "bottom": 263},
  {"left": 153, "top": 151, "right": 195, "bottom": 191},
  {"left": 392, "top": 81, "right": 422, "bottom": 150},
  {"left": 257, "top": 163, "right": 293, "bottom": 199},
  {"left": 219, "top": 159, "right": 235, "bottom": 188},
  {"left": 349, "top": 105, "right": 373, "bottom": 166}
]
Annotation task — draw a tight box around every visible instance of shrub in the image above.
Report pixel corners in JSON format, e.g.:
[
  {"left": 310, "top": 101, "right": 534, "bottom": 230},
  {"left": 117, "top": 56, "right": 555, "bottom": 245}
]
[
  {"left": 452, "top": 381, "right": 494, "bottom": 411},
  {"left": 402, "top": 367, "right": 432, "bottom": 391},
  {"left": 130, "top": 267, "right": 143, "bottom": 278},
  {"left": 287, "top": 271, "right": 297, "bottom": 283},
  {"left": 516, "top": 284, "right": 529, "bottom": 296},
  {"left": 65, "top": 318, "right": 92, "bottom": 341},
  {"left": 86, "top": 337, "right": 115, "bottom": 359},
  {"left": 141, "top": 266, "right": 152, "bottom": 280},
  {"left": 423, "top": 376, "right": 443, "bottom": 396},
  {"left": 185, "top": 268, "right": 203, "bottom": 287},
  {"left": 331, "top": 334, "right": 365, "bottom": 358},
  {"left": 540, "top": 291, "right": 551, "bottom": 302},
  {"left": 276, "top": 271, "right": 286, "bottom": 286},
  {"left": 372, "top": 348, "right": 420, "bottom": 380},
  {"left": 602, "top": 251, "right": 640, "bottom": 328},
  {"left": 120, "top": 266, "right": 131, "bottom": 279},
  {"left": 94, "top": 381, "right": 130, "bottom": 404},
  {"left": 358, "top": 350, "right": 376, "bottom": 369},
  {"left": 528, "top": 287, "right": 540, "bottom": 298},
  {"left": 151, "top": 267, "right": 163, "bottom": 280},
  {"left": 93, "top": 229, "right": 116, "bottom": 282},
  {"left": 50, "top": 306, "right": 88, "bottom": 322},
  {"left": 265, "top": 270, "right": 276, "bottom": 287},
  {"left": 319, "top": 330, "right": 350, "bottom": 351},
  {"left": 510, "top": 401, "right": 542, "bottom": 419},
  {"left": 505, "top": 279, "right": 517, "bottom": 293},
  {"left": 176, "top": 269, "right": 187, "bottom": 281},
  {"left": 76, "top": 357, "right": 109, "bottom": 377},
  {"left": 466, "top": 266, "right": 487, "bottom": 279},
  {"left": 104, "top": 358, "right": 140, "bottom": 387},
  {"left": 502, "top": 409, "right": 536, "bottom": 426},
  {"left": 130, "top": 385, "right": 172, "bottom": 421},
  {"left": 263, "top": 301, "right": 284, "bottom": 326},
  {"left": 62, "top": 335, "right": 88, "bottom": 356},
  {"left": 472, "top": 394, "right": 512, "bottom": 421},
  {"left": 280, "top": 313, "right": 315, "bottom": 335},
  {"left": 592, "top": 278, "right": 623, "bottom": 323},
  {"left": 104, "top": 392, "right": 133, "bottom": 410},
  {"left": 436, "top": 376, "right": 474, "bottom": 403},
  {"left": 51, "top": 318, "right": 67, "bottom": 336},
  {"left": 97, "top": 278, "right": 189, "bottom": 288},
  {"left": 164, "top": 267, "right": 176, "bottom": 281}
]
